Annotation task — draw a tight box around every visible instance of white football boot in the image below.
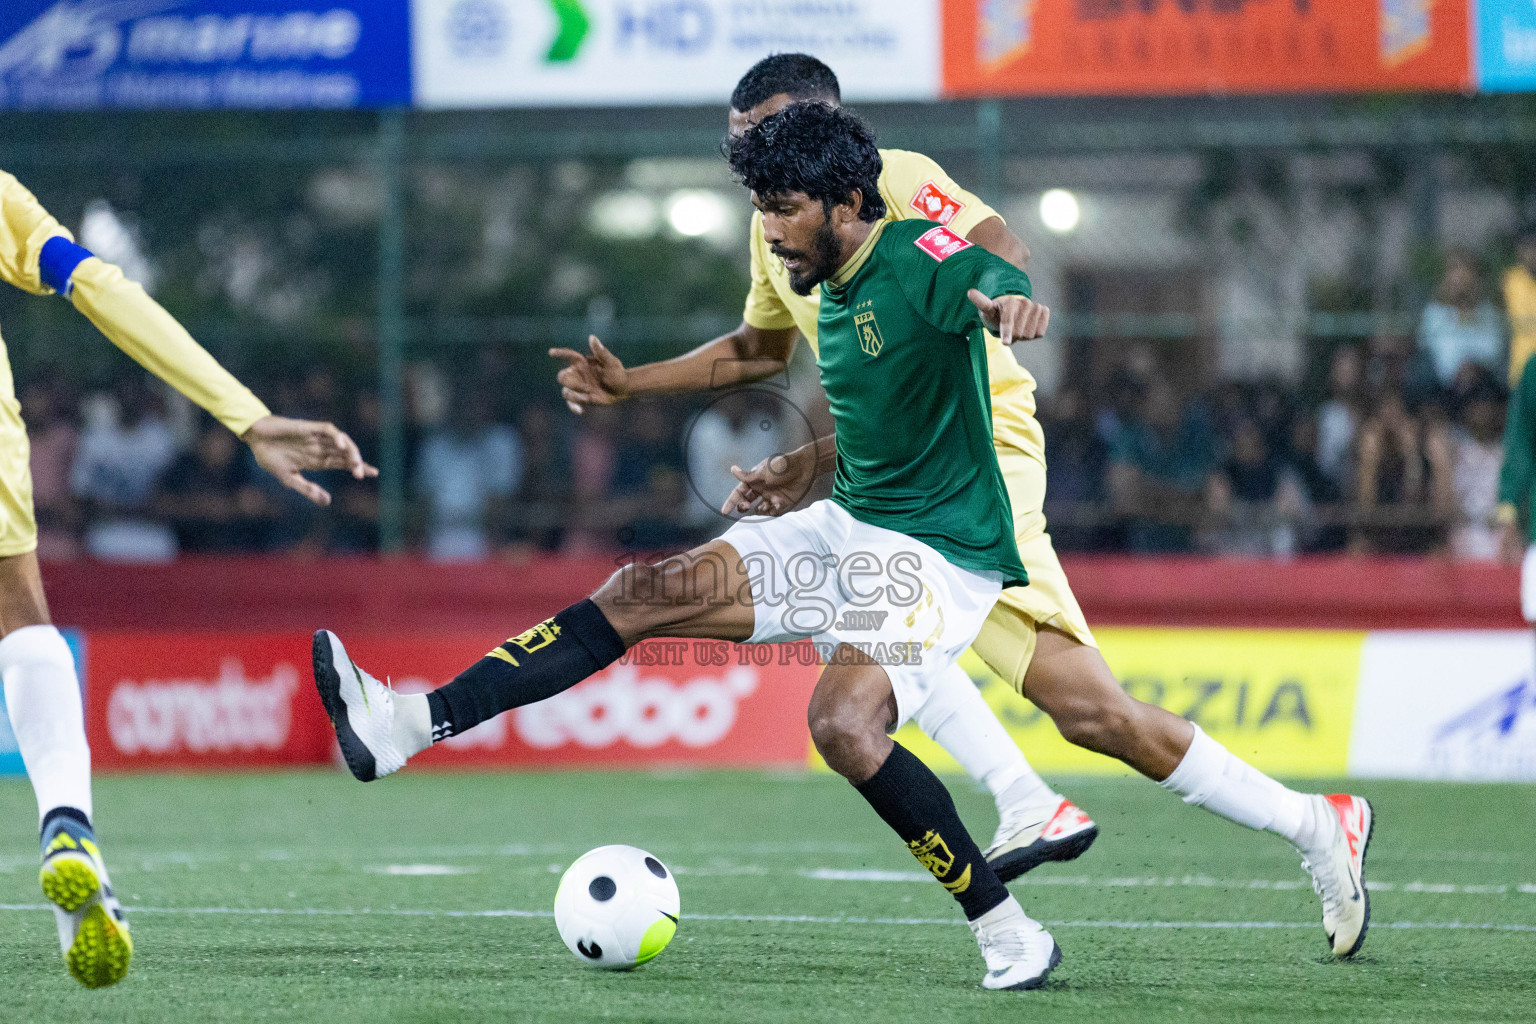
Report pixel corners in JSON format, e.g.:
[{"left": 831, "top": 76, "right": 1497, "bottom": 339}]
[
  {"left": 1299, "top": 793, "right": 1374, "bottom": 957},
  {"left": 40, "top": 820, "right": 132, "bottom": 988},
  {"left": 984, "top": 796, "right": 1099, "bottom": 883},
  {"left": 312, "top": 630, "right": 410, "bottom": 781},
  {"left": 969, "top": 897, "right": 1062, "bottom": 991}
]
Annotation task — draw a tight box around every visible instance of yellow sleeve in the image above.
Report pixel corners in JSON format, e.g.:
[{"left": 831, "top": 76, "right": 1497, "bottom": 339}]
[
  {"left": 742, "top": 211, "right": 796, "bottom": 331},
  {"left": 878, "top": 149, "right": 1000, "bottom": 240},
  {"left": 0, "top": 171, "right": 74, "bottom": 296},
  {"left": 68, "top": 257, "right": 271, "bottom": 436}
]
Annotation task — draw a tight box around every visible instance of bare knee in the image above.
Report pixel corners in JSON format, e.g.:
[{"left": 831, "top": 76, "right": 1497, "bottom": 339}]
[{"left": 808, "top": 703, "right": 889, "bottom": 782}]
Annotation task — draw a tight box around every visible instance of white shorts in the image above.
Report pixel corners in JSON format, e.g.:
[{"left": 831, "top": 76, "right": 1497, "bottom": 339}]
[
  {"left": 1522, "top": 546, "right": 1536, "bottom": 623},
  {"left": 719, "top": 500, "right": 1003, "bottom": 729}
]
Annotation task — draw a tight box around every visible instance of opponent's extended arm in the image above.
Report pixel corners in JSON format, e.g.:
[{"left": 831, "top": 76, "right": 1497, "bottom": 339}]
[
  {"left": 967, "top": 215, "right": 1030, "bottom": 270},
  {"left": 550, "top": 322, "right": 798, "bottom": 414}
]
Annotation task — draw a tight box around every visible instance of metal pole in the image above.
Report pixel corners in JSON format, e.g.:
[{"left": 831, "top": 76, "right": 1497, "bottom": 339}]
[
  {"left": 377, "top": 108, "right": 407, "bottom": 554},
  {"left": 977, "top": 99, "right": 1003, "bottom": 206}
]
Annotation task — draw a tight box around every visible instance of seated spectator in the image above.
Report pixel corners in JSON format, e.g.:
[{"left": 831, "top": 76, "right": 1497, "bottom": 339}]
[
  {"left": 155, "top": 419, "right": 274, "bottom": 552},
  {"left": 1418, "top": 249, "right": 1504, "bottom": 388},
  {"left": 611, "top": 402, "right": 681, "bottom": 496},
  {"left": 1353, "top": 390, "right": 1453, "bottom": 553},
  {"left": 1503, "top": 220, "right": 1536, "bottom": 386},
  {"left": 1287, "top": 412, "right": 1346, "bottom": 552},
  {"left": 1199, "top": 417, "right": 1309, "bottom": 557},
  {"left": 684, "top": 391, "right": 785, "bottom": 531},
  {"left": 511, "top": 400, "right": 573, "bottom": 551},
  {"left": 1040, "top": 386, "right": 1108, "bottom": 551},
  {"left": 1447, "top": 375, "right": 1507, "bottom": 561},
  {"left": 1107, "top": 380, "right": 1215, "bottom": 553},
  {"left": 414, "top": 387, "right": 522, "bottom": 562},
  {"left": 1316, "top": 345, "right": 1364, "bottom": 493},
  {"left": 21, "top": 377, "right": 81, "bottom": 559},
  {"left": 71, "top": 379, "right": 178, "bottom": 561}
]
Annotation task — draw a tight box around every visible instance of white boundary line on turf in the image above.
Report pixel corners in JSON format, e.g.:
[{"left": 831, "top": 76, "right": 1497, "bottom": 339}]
[
  {"left": 799, "top": 868, "right": 1536, "bottom": 895},
  {"left": 1, "top": 904, "right": 1533, "bottom": 932}
]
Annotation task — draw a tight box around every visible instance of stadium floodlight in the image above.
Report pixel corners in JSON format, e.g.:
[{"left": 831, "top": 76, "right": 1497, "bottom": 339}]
[
  {"left": 1039, "top": 188, "right": 1080, "bottom": 234},
  {"left": 666, "top": 190, "right": 731, "bottom": 238},
  {"left": 590, "top": 191, "right": 661, "bottom": 240}
]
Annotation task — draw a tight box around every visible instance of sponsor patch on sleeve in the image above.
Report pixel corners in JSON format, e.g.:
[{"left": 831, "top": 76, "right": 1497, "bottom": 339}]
[
  {"left": 914, "top": 226, "right": 974, "bottom": 262},
  {"left": 910, "top": 181, "right": 966, "bottom": 225}
]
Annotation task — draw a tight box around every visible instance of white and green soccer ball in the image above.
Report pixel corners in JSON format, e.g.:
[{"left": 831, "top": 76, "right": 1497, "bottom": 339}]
[{"left": 554, "top": 845, "right": 680, "bottom": 970}]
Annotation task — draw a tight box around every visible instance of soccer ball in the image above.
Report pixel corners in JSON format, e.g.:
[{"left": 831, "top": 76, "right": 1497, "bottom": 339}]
[{"left": 554, "top": 844, "right": 681, "bottom": 970}]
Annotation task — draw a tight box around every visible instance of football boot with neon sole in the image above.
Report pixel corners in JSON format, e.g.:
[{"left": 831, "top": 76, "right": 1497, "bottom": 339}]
[
  {"left": 39, "top": 813, "right": 132, "bottom": 988},
  {"left": 1300, "top": 793, "right": 1374, "bottom": 957},
  {"left": 313, "top": 629, "right": 408, "bottom": 781},
  {"left": 985, "top": 797, "right": 1099, "bottom": 883}
]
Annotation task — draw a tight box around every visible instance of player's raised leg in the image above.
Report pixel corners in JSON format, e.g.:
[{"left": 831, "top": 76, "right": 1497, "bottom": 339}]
[
  {"left": 0, "top": 551, "right": 131, "bottom": 987},
  {"left": 313, "top": 540, "right": 757, "bottom": 781},
  {"left": 810, "top": 647, "right": 1059, "bottom": 990},
  {"left": 1005, "top": 625, "right": 1373, "bottom": 958},
  {"left": 913, "top": 664, "right": 1096, "bottom": 882}
]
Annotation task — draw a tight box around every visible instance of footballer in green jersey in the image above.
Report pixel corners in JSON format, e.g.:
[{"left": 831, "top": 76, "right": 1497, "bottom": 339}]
[{"left": 312, "top": 99, "right": 1064, "bottom": 992}]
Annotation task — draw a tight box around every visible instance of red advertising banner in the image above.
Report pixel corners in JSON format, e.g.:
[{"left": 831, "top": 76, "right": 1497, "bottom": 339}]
[
  {"left": 942, "top": 1, "right": 1471, "bottom": 98},
  {"left": 84, "top": 632, "right": 820, "bottom": 772}
]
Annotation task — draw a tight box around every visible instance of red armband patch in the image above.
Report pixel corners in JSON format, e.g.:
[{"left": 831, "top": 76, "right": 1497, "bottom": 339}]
[
  {"left": 910, "top": 181, "right": 966, "bottom": 225},
  {"left": 914, "top": 226, "right": 974, "bottom": 262}
]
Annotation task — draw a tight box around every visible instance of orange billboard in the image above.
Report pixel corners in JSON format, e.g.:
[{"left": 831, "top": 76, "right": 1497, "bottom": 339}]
[{"left": 943, "top": 1, "right": 1471, "bottom": 98}]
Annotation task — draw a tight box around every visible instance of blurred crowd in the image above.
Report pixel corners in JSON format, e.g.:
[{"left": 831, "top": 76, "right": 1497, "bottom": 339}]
[{"left": 23, "top": 240, "right": 1536, "bottom": 563}]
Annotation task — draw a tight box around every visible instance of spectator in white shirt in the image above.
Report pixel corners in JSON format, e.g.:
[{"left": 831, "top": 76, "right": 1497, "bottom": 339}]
[
  {"left": 71, "top": 379, "right": 178, "bottom": 561},
  {"left": 415, "top": 387, "right": 523, "bottom": 562},
  {"left": 1419, "top": 250, "right": 1505, "bottom": 387}
]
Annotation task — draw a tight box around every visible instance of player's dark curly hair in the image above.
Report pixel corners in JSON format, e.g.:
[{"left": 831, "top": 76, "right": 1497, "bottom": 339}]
[
  {"left": 730, "top": 53, "right": 840, "bottom": 112},
  {"left": 728, "top": 102, "right": 886, "bottom": 223}
]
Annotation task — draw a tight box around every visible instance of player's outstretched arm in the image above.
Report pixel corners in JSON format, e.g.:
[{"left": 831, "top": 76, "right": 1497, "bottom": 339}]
[
  {"left": 721, "top": 432, "right": 836, "bottom": 516},
  {"left": 550, "top": 322, "right": 798, "bottom": 414},
  {"left": 243, "top": 416, "right": 375, "bottom": 507},
  {"left": 39, "top": 234, "right": 375, "bottom": 506}
]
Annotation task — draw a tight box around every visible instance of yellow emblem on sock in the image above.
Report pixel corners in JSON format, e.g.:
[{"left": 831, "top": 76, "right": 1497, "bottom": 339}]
[
  {"left": 508, "top": 619, "right": 561, "bottom": 654},
  {"left": 907, "top": 830, "right": 972, "bottom": 894}
]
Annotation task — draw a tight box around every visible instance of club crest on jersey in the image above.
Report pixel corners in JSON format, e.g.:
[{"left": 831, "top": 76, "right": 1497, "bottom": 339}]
[
  {"left": 854, "top": 310, "right": 885, "bottom": 357},
  {"left": 914, "top": 226, "right": 973, "bottom": 262},
  {"left": 910, "top": 181, "right": 966, "bottom": 225}
]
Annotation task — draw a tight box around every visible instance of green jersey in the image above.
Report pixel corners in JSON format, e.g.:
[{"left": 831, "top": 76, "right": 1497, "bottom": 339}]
[
  {"left": 1499, "top": 352, "right": 1536, "bottom": 541},
  {"left": 816, "top": 218, "right": 1030, "bottom": 586}
]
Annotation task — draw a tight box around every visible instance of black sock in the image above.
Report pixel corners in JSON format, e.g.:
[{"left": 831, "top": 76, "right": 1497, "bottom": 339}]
[
  {"left": 428, "top": 599, "right": 626, "bottom": 741},
  {"left": 854, "top": 742, "right": 1010, "bottom": 921}
]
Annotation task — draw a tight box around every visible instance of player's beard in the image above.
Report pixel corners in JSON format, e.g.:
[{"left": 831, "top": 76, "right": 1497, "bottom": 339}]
[{"left": 783, "top": 218, "right": 844, "bottom": 296}]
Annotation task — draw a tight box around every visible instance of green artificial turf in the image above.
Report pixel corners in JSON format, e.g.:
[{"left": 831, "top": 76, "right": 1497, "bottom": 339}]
[{"left": 1, "top": 771, "right": 1532, "bottom": 1023}]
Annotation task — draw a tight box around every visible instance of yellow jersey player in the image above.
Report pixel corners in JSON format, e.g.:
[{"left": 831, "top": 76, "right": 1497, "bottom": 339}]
[
  {"left": 557, "top": 55, "right": 1376, "bottom": 961},
  {"left": 0, "top": 170, "right": 375, "bottom": 987},
  {"left": 555, "top": 54, "right": 1097, "bottom": 885}
]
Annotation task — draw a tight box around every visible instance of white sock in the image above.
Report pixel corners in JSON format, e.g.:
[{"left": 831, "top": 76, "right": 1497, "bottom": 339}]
[
  {"left": 392, "top": 692, "right": 434, "bottom": 758},
  {"left": 1160, "top": 723, "right": 1315, "bottom": 847},
  {"left": 0, "top": 626, "right": 92, "bottom": 824},
  {"left": 914, "top": 664, "right": 1054, "bottom": 813}
]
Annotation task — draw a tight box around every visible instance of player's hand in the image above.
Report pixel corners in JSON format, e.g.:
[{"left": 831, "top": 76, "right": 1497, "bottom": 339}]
[
  {"left": 1500, "top": 519, "right": 1524, "bottom": 566},
  {"left": 241, "top": 415, "right": 377, "bottom": 507},
  {"left": 722, "top": 446, "right": 818, "bottom": 517},
  {"left": 967, "top": 290, "right": 1049, "bottom": 345},
  {"left": 549, "top": 335, "right": 630, "bottom": 414}
]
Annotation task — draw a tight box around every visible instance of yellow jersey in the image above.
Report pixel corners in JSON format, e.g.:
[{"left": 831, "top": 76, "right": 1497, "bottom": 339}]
[
  {"left": 1505, "top": 264, "right": 1536, "bottom": 386},
  {"left": 0, "top": 170, "right": 270, "bottom": 436},
  {"left": 742, "top": 149, "right": 1043, "bottom": 465}
]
